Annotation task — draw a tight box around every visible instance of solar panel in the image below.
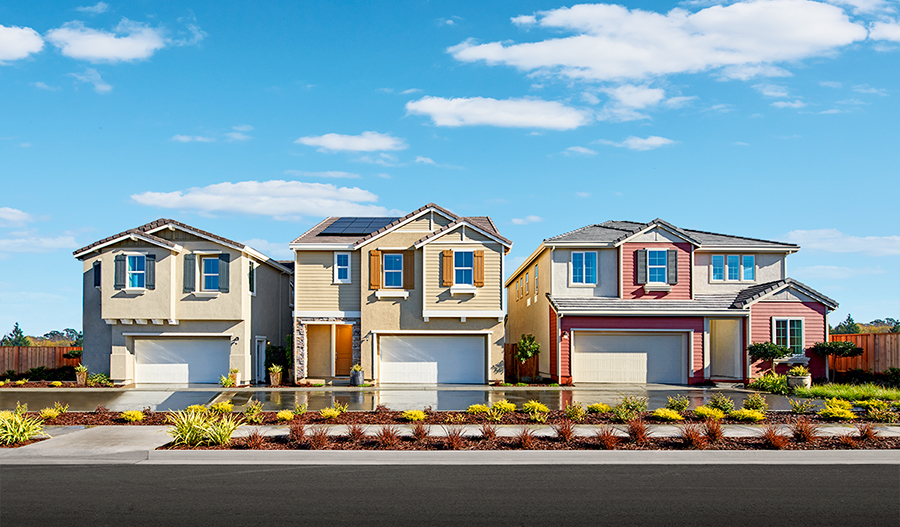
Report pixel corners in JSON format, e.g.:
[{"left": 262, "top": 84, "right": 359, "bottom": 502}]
[{"left": 319, "top": 217, "right": 400, "bottom": 235}]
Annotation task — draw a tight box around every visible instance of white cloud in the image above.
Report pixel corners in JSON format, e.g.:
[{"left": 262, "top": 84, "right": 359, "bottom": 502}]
[
  {"left": 581, "top": 91, "right": 601, "bottom": 105},
  {"left": 356, "top": 153, "right": 399, "bottom": 166},
  {"left": 295, "top": 131, "right": 407, "bottom": 152},
  {"left": 131, "top": 180, "right": 398, "bottom": 220},
  {"left": 283, "top": 170, "right": 360, "bottom": 179},
  {"left": 602, "top": 84, "right": 665, "bottom": 108},
  {"left": 171, "top": 134, "right": 214, "bottom": 142},
  {"left": 0, "top": 207, "right": 33, "bottom": 225},
  {"left": 870, "top": 20, "right": 900, "bottom": 42},
  {"left": 792, "top": 265, "right": 887, "bottom": 280},
  {"left": 0, "top": 25, "right": 44, "bottom": 63},
  {"left": 820, "top": 80, "right": 843, "bottom": 88},
  {"left": 377, "top": 173, "right": 391, "bottom": 179},
  {"left": 76, "top": 2, "right": 109, "bottom": 14},
  {"left": 512, "top": 215, "right": 543, "bottom": 225},
  {"left": 401, "top": 88, "right": 422, "bottom": 94},
  {"left": 734, "top": 141, "right": 750, "bottom": 145},
  {"left": 825, "top": 0, "right": 891, "bottom": 14},
  {"left": 818, "top": 108, "right": 842, "bottom": 114},
  {"left": 46, "top": 19, "right": 166, "bottom": 63},
  {"left": 415, "top": 156, "right": 436, "bottom": 164},
  {"left": 576, "top": 191, "right": 591, "bottom": 197},
  {"left": 596, "top": 135, "right": 676, "bottom": 151},
  {"left": 32, "top": 82, "right": 59, "bottom": 91},
  {"left": 664, "top": 96, "right": 698, "bottom": 108},
  {"left": 784, "top": 228, "right": 900, "bottom": 256},
  {"left": 405, "top": 96, "right": 591, "bottom": 130},
  {"left": 753, "top": 83, "right": 790, "bottom": 97},
  {"left": 771, "top": 100, "right": 806, "bottom": 108},
  {"left": 232, "top": 124, "right": 253, "bottom": 132},
  {"left": 853, "top": 84, "right": 888, "bottom": 95},
  {"left": 718, "top": 64, "right": 792, "bottom": 80},
  {"left": 0, "top": 236, "right": 78, "bottom": 253},
  {"left": 225, "top": 132, "right": 251, "bottom": 142},
  {"left": 564, "top": 146, "right": 598, "bottom": 155},
  {"left": 70, "top": 68, "right": 112, "bottom": 93},
  {"left": 240, "top": 238, "right": 292, "bottom": 260},
  {"left": 449, "top": 1, "right": 867, "bottom": 82}
]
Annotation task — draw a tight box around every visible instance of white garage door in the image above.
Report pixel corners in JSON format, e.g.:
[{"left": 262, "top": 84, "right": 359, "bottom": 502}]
[
  {"left": 380, "top": 335, "right": 486, "bottom": 384},
  {"left": 135, "top": 338, "right": 230, "bottom": 384},
  {"left": 572, "top": 332, "right": 687, "bottom": 384}
]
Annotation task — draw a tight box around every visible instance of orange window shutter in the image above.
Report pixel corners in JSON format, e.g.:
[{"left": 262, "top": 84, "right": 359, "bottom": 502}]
[
  {"left": 403, "top": 250, "right": 415, "bottom": 290},
  {"left": 442, "top": 250, "right": 453, "bottom": 287},
  {"left": 474, "top": 250, "right": 485, "bottom": 287},
  {"left": 369, "top": 250, "right": 382, "bottom": 289}
]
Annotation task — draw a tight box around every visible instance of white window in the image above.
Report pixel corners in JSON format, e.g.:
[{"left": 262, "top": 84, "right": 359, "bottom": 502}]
[
  {"left": 711, "top": 255, "right": 724, "bottom": 281},
  {"left": 201, "top": 256, "right": 220, "bottom": 291},
  {"left": 515, "top": 280, "right": 519, "bottom": 299},
  {"left": 727, "top": 255, "right": 740, "bottom": 281},
  {"left": 525, "top": 272, "right": 529, "bottom": 294},
  {"left": 454, "top": 251, "right": 474, "bottom": 285},
  {"left": 249, "top": 262, "right": 257, "bottom": 295},
  {"left": 742, "top": 255, "right": 755, "bottom": 281},
  {"left": 571, "top": 251, "right": 597, "bottom": 285},
  {"left": 647, "top": 250, "right": 667, "bottom": 283},
  {"left": 534, "top": 265, "right": 538, "bottom": 292},
  {"left": 711, "top": 254, "right": 756, "bottom": 282},
  {"left": 773, "top": 318, "right": 804, "bottom": 355},
  {"left": 127, "top": 255, "right": 145, "bottom": 288},
  {"left": 334, "top": 252, "right": 351, "bottom": 284},
  {"left": 383, "top": 254, "right": 403, "bottom": 288}
]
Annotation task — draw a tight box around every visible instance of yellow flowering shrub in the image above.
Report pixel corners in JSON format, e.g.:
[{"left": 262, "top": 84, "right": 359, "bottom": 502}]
[
  {"left": 209, "top": 401, "right": 234, "bottom": 414},
  {"left": 51, "top": 381, "right": 63, "bottom": 387},
  {"left": 466, "top": 404, "right": 490, "bottom": 415},
  {"left": 523, "top": 400, "right": 549, "bottom": 414},
  {"left": 492, "top": 400, "right": 516, "bottom": 414},
  {"left": 121, "top": 410, "right": 144, "bottom": 422},
  {"left": 401, "top": 410, "right": 427, "bottom": 422},
  {"left": 728, "top": 409, "right": 766, "bottom": 422},
  {"left": 276, "top": 410, "right": 294, "bottom": 422},
  {"left": 651, "top": 408, "right": 684, "bottom": 421},
  {"left": 694, "top": 406, "right": 726, "bottom": 420},
  {"left": 319, "top": 407, "right": 341, "bottom": 419},
  {"left": 39, "top": 408, "right": 60, "bottom": 420},
  {"left": 587, "top": 403, "right": 611, "bottom": 414}
]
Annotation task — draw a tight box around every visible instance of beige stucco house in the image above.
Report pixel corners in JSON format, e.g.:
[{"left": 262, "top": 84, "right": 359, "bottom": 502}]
[
  {"left": 290, "top": 203, "right": 512, "bottom": 384},
  {"left": 75, "top": 219, "right": 293, "bottom": 385}
]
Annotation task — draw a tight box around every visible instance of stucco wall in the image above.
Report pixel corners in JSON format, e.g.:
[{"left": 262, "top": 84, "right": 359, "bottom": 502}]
[
  {"left": 506, "top": 249, "right": 553, "bottom": 377},
  {"left": 550, "top": 248, "right": 618, "bottom": 298},
  {"left": 98, "top": 243, "right": 174, "bottom": 321},
  {"left": 82, "top": 255, "right": 111, "bottom": 375},
  {"left": 693, "top": 252, "right": 785, "bottom": 295}
]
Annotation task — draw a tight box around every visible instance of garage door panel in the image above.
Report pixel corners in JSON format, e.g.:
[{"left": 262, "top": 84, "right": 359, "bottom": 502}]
[
  {"left": 380, "top": 336, "right": 485, "bottom": 384},
  {"left": 135, "top": 339, "right": 230, "bottom": 384},
  {"left": 572, "top": 332, "right": 686, "bottom": 384}
]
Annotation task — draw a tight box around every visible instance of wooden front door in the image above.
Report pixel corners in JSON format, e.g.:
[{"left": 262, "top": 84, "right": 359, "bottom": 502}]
[{"left": 335, "top": 325, "right": 353, "bottom": 376}]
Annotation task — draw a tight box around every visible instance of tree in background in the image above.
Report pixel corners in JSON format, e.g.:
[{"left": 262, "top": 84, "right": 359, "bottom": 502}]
[
  {"left": 862, "top": 318, "right": 900, "bottom": 334},
  {"left": 1, "top": 323, "right": 32, "bottom": 346},
  {"left": 831, "top": 314, "right": 862, "bottom": 335},
  {"left": 29, "top": 328, "right": 83, "bottom": 347}
]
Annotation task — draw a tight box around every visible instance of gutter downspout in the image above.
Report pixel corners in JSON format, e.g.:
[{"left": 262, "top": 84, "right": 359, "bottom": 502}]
[{"left": 557, "top": 312, "right": 563, "bottom": 382}]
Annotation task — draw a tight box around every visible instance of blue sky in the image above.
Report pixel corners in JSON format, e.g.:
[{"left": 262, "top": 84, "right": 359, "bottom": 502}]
[{"left": 1, "top": 0, "right": 898, "bottom": 335}]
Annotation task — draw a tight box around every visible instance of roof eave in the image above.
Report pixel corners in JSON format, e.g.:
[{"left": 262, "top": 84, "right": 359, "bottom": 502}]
[{"left": 73, "top": 233, "right": 182, "bottom": 259}]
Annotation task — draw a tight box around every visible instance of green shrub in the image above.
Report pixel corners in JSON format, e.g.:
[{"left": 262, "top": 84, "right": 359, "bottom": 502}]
[
  {"left": 564, "top": 402, "right": 586, "bottom": 422},
  {"left": 794, "top": 383, "right": 900, "bottom": 402},
  {"left": 587, "top": 403, "right": 611, "bottom": 414},
  {"left": 39, "top": 407, "right": 60, "bottom": 420},
  {"left": 611, "top": 397, "right": 647, "bottom": 423},
  {"left": 209, "top": 401, "right": 234, "bottom": 414},
  {"left": 53, "top": 402, "right": 69, "bottom": 414},
  {"left": 742, "top": 393, "right": 769, "bottom": 413},
  {"left": 707, "top": 393, "right": 735, "bottom": 413},
  {"left": 694, "top": 406, "right": 725, "bottom": 421},
  {"left": 243, "top": 400, "right": 264, "bottom": 424},
  {"left": 527, "top": 411, "right": 548, "bottom": 423},
  {"left": 787, "top": 365, "right": 810, "bottom": 376},
  {"left": 185, "top": 404, "right": 207, "bottom": 413},
  {"left": 516, "top": 334, "right": 540, "bottom": 363},
  {"left": 219, "top": 375, "right": 235, "bottom": 387},
  {"left": 276, "top": 410, "right": 294, "bottom": 422},
  {"left": 492, "top": 399, "right": 516, "bottom": 414},
  {"left": 120, "top": 410, "right": 144, "bottom": 422},
  {"left": 855, "top": 399, "right": 888, "bottom": 410},
  {"left": 789, "top": 399, "right": 816, "bottom": 414},
  {"left": 204, "top": 414, "right": 243, "bottom": 445},
  {"left": 401, "top": 410, "right": 427, "bottom": 422},
  {"left": 866, "top": 407, "right": 898, "bottom": 423},
  {"left": 166, "top": 410, "right": 212, "bottom": 447},
  {"left": 747, "top": 374, "right": 790, "bottom": 395},
  {"left": 0, "top": 413, "right": 46, "bottom": 445},
  {"left": 484, "top": 409, "right": 504, "bottom": 422},
  {"left": 665, "top": 395, "right": 689, "bottom": 412},
  {"left": 747, "top": 342, "right": 792, "bottom": 372},
  {"left": 86, "top": 373, "right": 111, "bottom": 387},
  {"left": 825, "top": 398, "right": 852, "bottom": 411},
  {"left": 818, "top": 406, "right": 856, "bottom": 420},
  {"left": 294, "top": 403, "right": 308, "bottom": 415},
  {"left": 466, "top": 404, "right": 490, "bottom": 415},
  {"left": 728, "top": 409, "right": 765, "bottom": 422},
  {"left": 522, "top": 400, "right": 549, "bottom": 414},
  {"left": 651, "top": 408, "right": 684, "bottom": 421}
]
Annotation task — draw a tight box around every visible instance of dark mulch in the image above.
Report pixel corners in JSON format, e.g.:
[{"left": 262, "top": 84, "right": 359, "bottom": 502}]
[
  {"left": 1, "top": 381, "right": 115, "bottom": 389},
  {"left": 0, "top": 438, "right": 47, "bottom": 448}
]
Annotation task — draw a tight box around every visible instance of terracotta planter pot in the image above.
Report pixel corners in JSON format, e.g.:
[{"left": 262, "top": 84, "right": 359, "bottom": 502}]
[
  {"left": 350, "top": 370, "right": 364, "bottom": 386},
  {"left": 787, "top": 375, "right": 812, "bottom": 389},
  {"left": 229, "top": 372, "right": 238, "bottom": 386},
  {"left": 75, "top": 371, "right": 88, "bottom": 386},
  {"left": 269, "top": 371, "right": 282, "bottom": 386}
]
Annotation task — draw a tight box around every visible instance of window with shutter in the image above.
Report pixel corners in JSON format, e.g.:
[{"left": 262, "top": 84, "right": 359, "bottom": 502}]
[
  {"left": 403, "top": 250, "right": 415, "bottom": 290},
  {"left": 201, "top": 256, "right": 220, "bottom": 291},
  {"left": 441, "top": 250, "right": 453, "bottom": 287},
  {"left": 473, "top": 250, "right": 484, "bottom": 287},
  {"left": 93, "top": 261, "right": 102, "bottom": 289},
  {"left": 183, "top": 254, "right": 196, "bottom": 293},
  {"left": 218, "top": 253, "right": 230, "bottom": 293},
  {"left": 369, "top": 250, "right": 382, "bottom": 289},
  {"left": 635, "top": 249, "right": 647, "bottom": 285},
  {"left": 145, "top": 254, "right": 156, "bottom": 290},
  {"left": 383, "top": 254, "right": 403, "bottom": 288}
]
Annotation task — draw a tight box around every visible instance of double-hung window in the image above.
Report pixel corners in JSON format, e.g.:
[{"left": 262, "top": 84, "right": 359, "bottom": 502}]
[
  {"left": 647, "top": 250, "right": 667, "bottom": 283},
  {"left": 712, "top": 254, "right": 756, "bottom": 282},
  {"left": 742, "top": 255, "right": 755, "bottom": 281},
  {"left": 454, "top": 251, "right": 473, "bottom": 285},
  {"left": 711, "top": 255, "right": 725, "bottom": 281},
  {"left": 334, "top": 252, "right": 351, "bottom": 284},
  {"left": 127, "top": 255, "right": 146, "bottom": 288},
  {"left": 383, "top": 254, "right": 403, "bottom": 288},
  {"left": 571, "top": 251, "right": 597, "bottom": 285},
  {"left": 201, "top": 256, "right": 220, "bottom": 291},
  {"left": 727, "top": 255, "right": 740, "bottom": 281},
  {"left": 774, "top": 318, "right": 804, "bottom": 355}
]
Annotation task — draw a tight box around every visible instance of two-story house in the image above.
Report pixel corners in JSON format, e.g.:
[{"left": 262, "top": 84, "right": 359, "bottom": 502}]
[
  {"left": 74, "top": 219, "right": 293, "bottom": 385},
  {"left": 505, "top": 219, "right": 838, "bottom": 385},
  {"left": 290, "top": 203, "right": 511, "bottom": 384}
]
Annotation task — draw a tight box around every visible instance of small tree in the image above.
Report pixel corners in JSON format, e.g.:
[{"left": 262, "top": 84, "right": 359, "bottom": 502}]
[
  {"left": 831, "top": 314, "right": 861, "bottom": 335},
  {"left": 516, "top": 334, "right": 540, "bottom": 364},
  {"left": 747, "top": 342, "right": 792, "bottom": 376},
  {"left": 808, "top": 341, "right": 864, "bottom": 381},
  {"left": 1, "top": 323, "right": 31, "bottom": 346}
]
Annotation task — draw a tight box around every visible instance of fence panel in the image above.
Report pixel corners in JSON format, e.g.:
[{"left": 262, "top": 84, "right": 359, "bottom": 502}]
[
  {"left": 830, "top": 334, "right": 900, "bottom": 373},
  {"left": 0, "top": 347, "right": 82, "bottom": 374}
]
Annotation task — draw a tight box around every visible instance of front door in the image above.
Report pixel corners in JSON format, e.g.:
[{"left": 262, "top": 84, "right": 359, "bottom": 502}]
[
  {"left": 710, "top": 319, "right": 741, "bottom": 379},
  {"left": 334, "top": 325, "right": 353, "bottom": 376}
]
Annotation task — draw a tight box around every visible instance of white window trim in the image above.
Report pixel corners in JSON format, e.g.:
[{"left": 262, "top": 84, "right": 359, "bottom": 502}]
[
  {"left": 710, "top": 254, "right": 757, "bottom": 283},
  {"left": 772, "top": 317, "right": 805, "bottom": 357},
  {"left": 333, "top": 252, "right": 351, "bottom": 284},
  {"left": 451, "top": 284, "right": 477, "bottom": 295},
  {"left": 534, "top": 264, "right": 538, "bottom": 293},
  {"left": 453, "top": 249, "right": 475, "bottom": 287},
  {"left": 199, "top": 255, "right": 221, "bottom": 293},
  {"left": 569, "top": 251, "right": 598, "bottom": 287},
  {"left": 647, "top": 249, "right": 667, "bottom": 284},
  {"left": 382, "top": 253, "right": 403, "bottom": 289},
  {"left": 742, "top": 254, "right": 756, "bottom": 282},
  {"left": 191, "top": 251, "right": 223, "bottom": 295},
  {"left": 123, "top": 251, "right": 148, "bottom": 292},
  {"left": 375, "top": 290, "right": 409, "bottom": 300}
]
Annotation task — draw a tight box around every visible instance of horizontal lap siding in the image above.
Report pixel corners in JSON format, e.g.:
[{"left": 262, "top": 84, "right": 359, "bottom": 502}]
[
  {"left": 296, "top": 251, "right": 361, "bottom": 312},
  {"left": 560, "top": 316, "right": 705, "bottom": 383},
  {"left": 424, "top": 245, "right": 501, "bottom": 311},
  {"left": 750, "top": 302, "right": 827, "bottom": 378},
  {"left": 622, "top": 243, "right": 692, "bottom": 300}
]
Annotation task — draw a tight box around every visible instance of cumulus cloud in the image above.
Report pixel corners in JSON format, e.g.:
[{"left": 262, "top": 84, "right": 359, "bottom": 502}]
[
  {"left": 295, "top": 131, "right": 407, "bottom": 152},
  {"left": 753, "top": 84, "right": 790, "bottom": 97},
  {"left": 870, "top": 20, "right": 900, "bottom": 41},
  {"left": 130, "top": 180, "right": 398, "bottom": 220},
  {"left": 853, "top": 84, "right": 888, "bottom": 95},
  {"left": 771, "top": 100, "right": 806, "bottom": 108},
  {"left": 415, "top": 156, "right": 437, "bottom": 164},
  {"left": 405, "top": 96, "right": 591, "bottom": 130},
  {"left": 792, "top": 265, "right": 887, "bottom": 280},
  {"left": 0, "top": 24, "right": 44, "bottom": 63},
  {"left": 70, "top": 68, "right": 112, "bottom": 93},
  {"left": 718, "top": 64, "right": 792, "bottom": 80},
  {"left": 596, "top": 135, "right": 676, "bottom": 151},
  {"left": 76, "top": 2, "right": 109, "bottom": 14},
  {"left": 603, "top": 84, "right": 666, "bottom": 108},
  {"left": 0, "top": 236, "right": 78, "bottom": 253},
  {"left": 564, "top": 146, "right": 598, "bottom": 155},
  {"left": 820, "top": 80, "right": 843, "bottom": 88},
  {"left": 283, "top": 170, "right": 360, "bottom": 179},
  {"left": 512, "top": 215, "right": 543, "bottom": 225},
  {"left": 0, "top": 207, "right": 33, "bottom": 225},
  {"left": 225, "top": 132, "right": 251, "bottom": 141},
  {"left": 171, "top": 134, "right": 214, "bottom": 142},
  {"left": 784, "top": 228, "right": 900, "bottom": 256},
  {"left": 825, "top": 0, "right": 892, "bottom": 14},
  {"left": 46, "top": 19, "right": 167, "bottom": 62},
  {"left": 449, "top": 1, "right": 867, "bottom": 82}
]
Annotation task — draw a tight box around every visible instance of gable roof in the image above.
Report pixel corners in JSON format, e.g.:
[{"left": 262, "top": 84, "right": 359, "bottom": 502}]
[
  {"left": 414, "top": 216, "right": 511, "bottom": 249},
  {"left": 731, "top": 278, "right": 838, "bottom": 310}
]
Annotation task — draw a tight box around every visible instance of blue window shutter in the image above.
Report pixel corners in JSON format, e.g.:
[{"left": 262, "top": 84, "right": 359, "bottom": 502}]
[
  {"left": 183, "top": 254, "right": 195, "bottom": 293},
  {"left": 145, "top": 254, "right": 156, "bottom": 290},
  {"left": 93, "top": 261, "right": 101, "bottom": 288},
  {"left": 114, "top": 255, "right": 126, "bottom": 290},
  {"left": 667, "top": 249, "right": 678, "bottom": 285},
  {"left": 636, "top": 249, "right": 647, "bottom": 285},
  {"left": 218, "top": 253, "right": 230, "bottom": 293}
]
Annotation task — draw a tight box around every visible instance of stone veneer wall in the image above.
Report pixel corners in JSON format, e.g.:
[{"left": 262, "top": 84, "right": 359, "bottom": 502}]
[{"left": 293, "top": 317, "right": 361, "bottom": 382}]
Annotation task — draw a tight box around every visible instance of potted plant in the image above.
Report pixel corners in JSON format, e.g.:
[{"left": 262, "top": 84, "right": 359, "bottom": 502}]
[
  {"left": 747, "top": 342, "right": 792, "bottom": 375},
  {"left": 350, "top": 363, "right": 364, "bottom": 386},
  {"left": 228, "top": 368, "right": 239, "bottom": 386},
  {"left": 268, "top": 364, "right": 283, "bottom": 386},
  {"left": 74, "top": 364, "right": 88, "bottom": 386},
  {"left": 787, "top": 365, "right": 812, "bottom": 389}
]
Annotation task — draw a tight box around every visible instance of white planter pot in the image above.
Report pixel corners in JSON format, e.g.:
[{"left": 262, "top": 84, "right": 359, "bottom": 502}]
[{"left": 787, "top": 375, "right": 811, "bottom": 389}]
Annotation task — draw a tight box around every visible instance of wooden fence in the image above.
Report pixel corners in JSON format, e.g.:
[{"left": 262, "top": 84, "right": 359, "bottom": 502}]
[
  {"left": 829, "top": 334, "right": 900, "bottom": 373},
  {"left": 0, "top": 347, "right": 82, "bottom": 374},
  {"left": 504, "top": 343, "right": 540, "bottom": 383}
]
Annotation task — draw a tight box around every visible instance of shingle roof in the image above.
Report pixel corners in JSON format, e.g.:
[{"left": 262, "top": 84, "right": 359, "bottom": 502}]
[
  {"left": 545, "top": 219, "right": 797, "bottom": 248},
  {"left": 73, "top": 222, "right": 178, "bottom": 256},
  {"left": 549, "top": 294, "right": 741, "bottom": 313},
  {"left": 731, "top": 278, "right": 838, "bottom": 309},
  {"left": 415, "top": 216, "right": 511, "bottom": 247}
]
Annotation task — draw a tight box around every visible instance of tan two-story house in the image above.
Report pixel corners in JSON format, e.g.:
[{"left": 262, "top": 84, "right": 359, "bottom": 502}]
[
  {"left": 290, "top": 203, "right": 511, "bottom": 384},
  {"left": 75, "top": 219, "right": 293, "bottom": 385}
]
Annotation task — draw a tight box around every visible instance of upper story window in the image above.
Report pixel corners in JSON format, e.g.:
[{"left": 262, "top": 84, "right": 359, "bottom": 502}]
[
  {"left": 525, "top": 272, "right": 529, "bottom": 294},
  {"left": 742, "top": 255, "right": 755, "bottom": 281},
  {"left": 571, "top": 251, "right": 597, "bottom": 285},
  {"left": 711, "top": 254, "right": 756, "bottom": 282},
  {"left": 201, "top": 256, "right": 220, "bottom": 291},
  {"left": 454, "top": 251, "right": 473, "bottom": 285},
  {"left": 383, "top": 253, "right": 403, "bottom": 288},
  {"left": 249, "top": 262, "right": 257, "bottom": 295},
  {"left": 727, "top": 255, "right": 740, "bottom": 281},
  {"left": 334, "top": 252, "right": 351, "bottom": 284},
  {"left": 534, "top": 265, "right": 538, "bottom": 292},
  {"left": 515, "top": 280, "right": 519, "bottom": 299},
  {"left": 127, "top": 255, "right": 145, "bottom": 288},
  {"left": 712, "top": 255, "right": 724, "bottom": 281},
  {"left": 774, "top": 318, "right": 804, "bottom": 355},
  {"left": 647, "top": 250, "right": 667, "bottom": 283}
]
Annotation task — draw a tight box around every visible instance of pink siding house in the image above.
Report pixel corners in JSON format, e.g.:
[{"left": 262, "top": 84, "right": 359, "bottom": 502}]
[{"left": 506, "top": 219, "right": 838, "bottom": 385}]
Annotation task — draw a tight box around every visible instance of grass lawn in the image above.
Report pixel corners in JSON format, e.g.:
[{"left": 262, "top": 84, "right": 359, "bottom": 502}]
[{"left": 794, "top": 383, "right": 900, "bottom": 401}]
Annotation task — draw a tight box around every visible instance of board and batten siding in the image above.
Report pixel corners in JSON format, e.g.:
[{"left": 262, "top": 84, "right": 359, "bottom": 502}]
[
  {"left": 422, "top": 244, "right": 502, "bottom": 311},
  {"left": 295, "top": 251, "right": 361, "bottom": 312},
  {"left": 750, "top": 301, "right": 827, "bottom": 378},
  {"left": 622, "top": 242, "right": 692, "bottom": 300}
]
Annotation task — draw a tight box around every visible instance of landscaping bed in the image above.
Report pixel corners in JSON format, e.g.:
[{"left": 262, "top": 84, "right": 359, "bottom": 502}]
[{"left": 0, "top": 381, "right": 116, "bottom": 389}]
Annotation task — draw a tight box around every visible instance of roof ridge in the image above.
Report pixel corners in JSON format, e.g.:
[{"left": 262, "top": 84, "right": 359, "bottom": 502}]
[
  {"left": 545, "top": 223, "right": 608, "bottom": 242},
  {"left": 681, "top": 227, "right": 798, "bottom": 247}
]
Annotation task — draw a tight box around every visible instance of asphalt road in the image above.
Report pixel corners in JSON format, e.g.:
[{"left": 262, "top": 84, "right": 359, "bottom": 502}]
[{"left": 1, "top": 464, "right": 897, "bottom": 526}]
